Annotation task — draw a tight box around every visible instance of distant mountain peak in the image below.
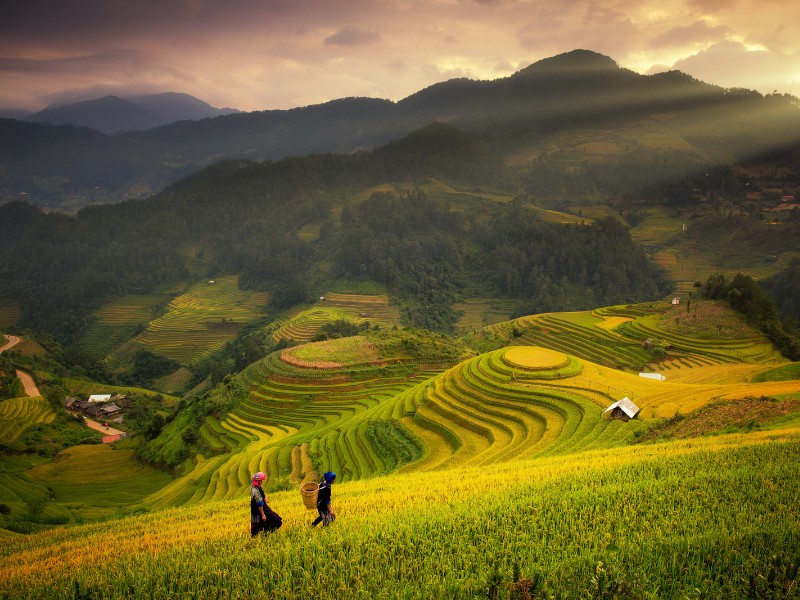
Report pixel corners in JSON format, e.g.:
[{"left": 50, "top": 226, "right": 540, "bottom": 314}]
[
  {"left": 514, "top": 49, "right": 622, "bottom": 78},
  {"left": 23, "top": 92, "right": 238, "bottom": 133}
]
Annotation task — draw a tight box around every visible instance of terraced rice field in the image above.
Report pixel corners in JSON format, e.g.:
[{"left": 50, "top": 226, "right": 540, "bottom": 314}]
[
  {"left": 81, "top": 293, "right": 170, "bottom": 357},
  {"left": 453, "top": 298, "right": 519, "bottom": 333},
  {"left": 272, "top": 307, "right": 352, "bottom": 343},
  {"left": 487, "top": 304, "right": 784, "bottom": 375},
  {"left": 273, "top": 294, "right": 401, "bottom": 343},
  {"left": 0, "top": 397, "right": 55, "bottom": 444},
  {"left": 134, "top": 276, "right": 268, "bottom": 365},
  {"left": 321, "top": 293, "right": 400, "bottom": 329},
  {"left": 143, "top": 329, "right": 800, "bottom": 509}
]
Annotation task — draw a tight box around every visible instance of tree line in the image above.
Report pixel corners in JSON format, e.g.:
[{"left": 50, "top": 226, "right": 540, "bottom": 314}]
[{"left": 0, "top": 123, "right": 672, "bottom": 349}]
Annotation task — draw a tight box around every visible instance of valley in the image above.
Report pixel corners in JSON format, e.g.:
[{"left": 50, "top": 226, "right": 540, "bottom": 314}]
[{"left": 0, "top": 49, "right": 799, "bottom": 598}]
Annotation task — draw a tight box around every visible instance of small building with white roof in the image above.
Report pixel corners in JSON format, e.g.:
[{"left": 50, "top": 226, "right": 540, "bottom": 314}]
[{"left": 604, "top": 397, "right": 640, "bottom": 421}]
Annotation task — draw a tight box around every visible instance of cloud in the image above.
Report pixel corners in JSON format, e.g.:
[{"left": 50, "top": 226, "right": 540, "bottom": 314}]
[
  {"left": 0, "top": 49, "right": 149, "bottom": 75},
  {"left": 671, "top": 40, "right": 798, "bottom": 93},
  {"left": 324, "top": 26, "right": 382, "bottom": 47},
  {"left": 651, "top": 21, "right": 728, "bottom": 48}
]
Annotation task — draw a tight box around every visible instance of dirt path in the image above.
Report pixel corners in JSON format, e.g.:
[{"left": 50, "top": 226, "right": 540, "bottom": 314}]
[
  {"left": 15, "top": 369, "right": 41, "bottom": 397},
  {"left": 3, "top": 335, "right": 42, "bottom": 397},
  {"left": 0, "top": 334, "right": 21, "bottom": 354},
  {"left": 83, "top": 417, "right": 126, "bottom": 437}
]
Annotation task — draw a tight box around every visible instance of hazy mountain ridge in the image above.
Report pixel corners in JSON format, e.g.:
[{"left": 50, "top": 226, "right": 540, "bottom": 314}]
[
  {"left": 22, "top": 92, "right": 238, "bottom": 134},
  {"left": 2, "top": 49, "right": 799, "bottom": 211}
]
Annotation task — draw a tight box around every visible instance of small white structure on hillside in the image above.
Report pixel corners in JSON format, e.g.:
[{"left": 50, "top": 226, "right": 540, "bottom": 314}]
[
  {"left": 638, "top": 372, "right": 666, "bottom": 381},
  {"left": 605, "top": 397, "right": 640, "bottom": 421},
  {"left": 87, "top": 394, "right": 112, "bottom": 403}
]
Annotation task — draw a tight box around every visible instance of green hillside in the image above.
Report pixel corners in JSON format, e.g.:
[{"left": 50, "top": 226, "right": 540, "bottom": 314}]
[{"left": 124, "top": 301, "right": 800, "bottom": 511}]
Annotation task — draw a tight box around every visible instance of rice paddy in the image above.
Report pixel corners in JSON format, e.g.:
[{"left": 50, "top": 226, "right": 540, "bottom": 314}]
[
  {"left": 133, "top": 276, "right": 268, "bottom": 365},
  {"left": 136, "top": 304, "right": 800, "bottom": 511},
  {"left": 2, "top": 297, "right": 800, "bottom": 598},
  {"left": 1, "top": 430, "right": 798, "bottom": 599},
  {"left": 0, "top": 397, "right": 54, "bottom": 444}
]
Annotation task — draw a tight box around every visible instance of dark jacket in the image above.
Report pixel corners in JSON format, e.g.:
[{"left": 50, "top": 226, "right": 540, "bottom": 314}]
[{"left": 317, "top": 482, "right": 332, "bottom": 510}]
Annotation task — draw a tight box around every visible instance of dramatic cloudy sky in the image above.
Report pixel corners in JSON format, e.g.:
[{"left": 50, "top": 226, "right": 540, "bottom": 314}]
[{"left": 1, "top": 0, "right": 798, "bottom": 112}]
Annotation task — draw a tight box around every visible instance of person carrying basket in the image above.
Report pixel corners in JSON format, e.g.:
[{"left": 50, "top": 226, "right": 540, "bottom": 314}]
[{"left": 311, "top": 471, "right": 336, "bottom": 527}]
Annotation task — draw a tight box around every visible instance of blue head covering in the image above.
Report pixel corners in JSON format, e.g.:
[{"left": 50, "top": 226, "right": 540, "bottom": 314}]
[{"left": 323, "top": 471, "right": 337, "bottom": 484}]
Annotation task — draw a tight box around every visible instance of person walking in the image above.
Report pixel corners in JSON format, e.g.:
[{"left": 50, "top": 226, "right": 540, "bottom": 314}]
[
  {"left": 250, "top": 472, "right": 282, "bottom": 536},
  {"left": 311, "top": 471, "right": 336, "bottom": 527}
]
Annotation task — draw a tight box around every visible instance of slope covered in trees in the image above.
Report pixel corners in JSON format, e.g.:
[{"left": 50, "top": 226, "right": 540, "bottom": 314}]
[{"left": 0, "top": 123, "right": 671, "bottom": 346}]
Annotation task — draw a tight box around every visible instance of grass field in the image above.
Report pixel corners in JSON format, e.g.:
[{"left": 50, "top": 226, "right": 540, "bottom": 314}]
[
  {"left": 1, "top": 429, "right": 798, "bottom": 598},
  {"left": 25, "top": 444, "right": 173, "bottom": 520}
]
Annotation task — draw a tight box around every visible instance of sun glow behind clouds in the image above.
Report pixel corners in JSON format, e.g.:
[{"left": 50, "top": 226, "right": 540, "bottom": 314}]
[{"left": 433, "top": 56, "right": 509, "bottom": 81}]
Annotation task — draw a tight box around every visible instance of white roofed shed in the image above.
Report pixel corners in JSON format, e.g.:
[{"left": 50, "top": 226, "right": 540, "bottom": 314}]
[{"left": 605, "top": 397, "right": 640, "bottom": 421}]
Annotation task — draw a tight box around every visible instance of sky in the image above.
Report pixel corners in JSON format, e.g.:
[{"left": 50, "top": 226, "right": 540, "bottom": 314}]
[{"left": 1, "top": 0, "right": 799, "bottom": 113}]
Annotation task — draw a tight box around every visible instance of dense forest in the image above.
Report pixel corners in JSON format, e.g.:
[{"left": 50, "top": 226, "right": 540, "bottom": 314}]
[{"left": 0, "top": 123, "right": 671, "bottom": 346}]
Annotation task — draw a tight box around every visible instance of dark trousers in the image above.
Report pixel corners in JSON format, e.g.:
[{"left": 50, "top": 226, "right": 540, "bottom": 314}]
[
  {"left": 251, "top": 506, "right": 283, "bottom": 535},
  {"left": 312, "top": 508, "right": 334, "bottom": 526}
]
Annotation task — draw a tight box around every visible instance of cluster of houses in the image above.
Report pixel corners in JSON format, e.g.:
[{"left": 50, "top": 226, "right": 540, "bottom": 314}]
[{"left": 62, "top": 394, "right": 127, "bottom": 423}]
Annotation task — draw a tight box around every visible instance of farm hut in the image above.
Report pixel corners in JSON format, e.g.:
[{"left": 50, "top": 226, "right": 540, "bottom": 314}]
[
  {"left": 87, "top": 394, "right": 112, "bottom": 403},
  {"left": 671, "top": 297, "right": 681, "bottom": 305},
  {"left": 62, "top": 397, "right": 79, "bottom": 409},
  {"left": 86, "top": 405, "right": 105, "bottom": 418},
  {"left": 75, "top": 400, "right": 94, "bottom": 413},
  {"left": 100, "top": 403, "right": 121, "bottom": 416},
  {"left": 639, "top": 372, "right": 666, "bottom": 381},
  {"left": 605, "top": 397, "right": 640, "bottom": 421},
  {"left": 642, "top": 338, "right": 654, "bottom": 349}
]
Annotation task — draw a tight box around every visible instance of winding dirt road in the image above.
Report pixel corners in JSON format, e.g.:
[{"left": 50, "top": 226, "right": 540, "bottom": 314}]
[
  {"left": 2, "top": 334, "right": 42, "bottom": 397},
  {"left": 15, "top": 369, "right": 41, "bottom": 397},
  {"left": 0, "top": 334, "right": 21, "bottom": 353}
]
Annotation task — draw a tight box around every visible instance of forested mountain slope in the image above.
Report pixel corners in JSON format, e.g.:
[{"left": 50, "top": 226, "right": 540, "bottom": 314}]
[{"left": 0, "top": 123, "right": 671, "bottom": 344}]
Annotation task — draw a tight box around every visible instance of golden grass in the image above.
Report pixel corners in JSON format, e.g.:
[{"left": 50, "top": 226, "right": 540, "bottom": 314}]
[
  {"left": 594, "top": 316, "right": 632, "bottom": 331},
  {"left": 504, "top": 347, "right": 568, "bottom": 370}
]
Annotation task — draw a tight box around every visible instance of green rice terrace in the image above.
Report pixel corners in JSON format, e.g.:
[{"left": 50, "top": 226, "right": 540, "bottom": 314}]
[
  {"left": 272, "top": 292, "right": 401, "bottom": 343},
  {"left": 131, "top": 276, "right": 269, "bottom": 365},
  {"left": 2, "top": 300, "right": 800, "bottom": 598},
  {"left": 135, "top": 302, "right": 799, "bottom": 510},
  {"left": 0, "top": 396, "right": 54, "bottom": 445}
]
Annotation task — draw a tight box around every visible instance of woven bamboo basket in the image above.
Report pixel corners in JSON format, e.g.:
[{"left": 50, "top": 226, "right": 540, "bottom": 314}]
[{"left": 300, "top": 482, "right": 319, "bottom": 510}]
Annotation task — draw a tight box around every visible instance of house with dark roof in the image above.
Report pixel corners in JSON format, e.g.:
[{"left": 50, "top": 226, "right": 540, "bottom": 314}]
[{"left": 62, "top": 397, "right": 79, "bottom": 410}]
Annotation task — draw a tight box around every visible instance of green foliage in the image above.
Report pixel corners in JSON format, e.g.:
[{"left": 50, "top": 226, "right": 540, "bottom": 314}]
[
  {"left": 0, "top": 354, "right": 23, "bottom": 400},
  {"left": 761, "top": 258, "right": 800, "bottom": 322},
  {"left": 366, "top": 328, "right": 468, "bottom": 363},
  {"left": 702, "top": 272, "right": 800, "bottom": 360},
  {"left": 312, "top": 319, "right": 371, "bottom": 342},
  {"left": 1, "top": 138, "right": 671, "bottom": 342},
  {"left": 125, "top": 350, "right": 181, "bottom": 387}
]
